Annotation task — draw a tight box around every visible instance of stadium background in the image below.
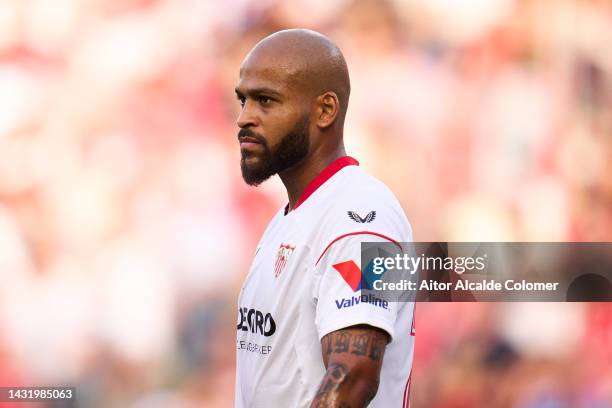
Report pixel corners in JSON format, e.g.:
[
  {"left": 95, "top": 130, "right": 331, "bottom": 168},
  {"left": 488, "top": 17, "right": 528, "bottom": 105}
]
[{"left": 0, "top": 0, "right": 610, "bottom": 406}]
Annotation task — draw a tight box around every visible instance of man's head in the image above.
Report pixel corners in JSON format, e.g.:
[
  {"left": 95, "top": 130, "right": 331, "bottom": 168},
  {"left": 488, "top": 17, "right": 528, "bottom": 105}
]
[{"left": 235, "top": 29, "right": 350, "bottom": 186}]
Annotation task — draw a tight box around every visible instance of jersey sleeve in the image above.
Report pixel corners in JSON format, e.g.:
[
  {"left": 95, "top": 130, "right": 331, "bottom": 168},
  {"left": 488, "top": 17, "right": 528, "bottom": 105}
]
[
  {"left": 313, "top": 234, "right": 400, "bottom": 341},
  {"left": 311, "top": 198, "right": 412, "bottom": 342}
]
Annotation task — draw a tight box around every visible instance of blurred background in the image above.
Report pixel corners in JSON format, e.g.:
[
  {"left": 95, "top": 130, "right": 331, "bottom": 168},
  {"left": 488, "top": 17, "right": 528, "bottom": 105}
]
[{"left": 0, "top": 0, "right": 611, "bottom": 407}]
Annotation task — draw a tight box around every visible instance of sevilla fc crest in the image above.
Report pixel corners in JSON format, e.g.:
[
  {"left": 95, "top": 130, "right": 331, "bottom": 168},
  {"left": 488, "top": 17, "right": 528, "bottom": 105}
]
[{"left": 274, "top": 243, "right": 295, "bottom": 278}]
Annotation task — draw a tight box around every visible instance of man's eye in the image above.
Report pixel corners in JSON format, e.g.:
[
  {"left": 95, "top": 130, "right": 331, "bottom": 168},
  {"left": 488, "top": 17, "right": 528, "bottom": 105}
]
[
  {"left": 237, "top": 96, "right": 246, "bottom": 107},
  {"left": 258, "top": 96, "right": 271, "bottom": 105}
]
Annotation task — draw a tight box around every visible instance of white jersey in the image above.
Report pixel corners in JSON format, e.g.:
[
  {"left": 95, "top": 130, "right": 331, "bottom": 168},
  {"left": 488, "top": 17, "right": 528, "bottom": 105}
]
[{"left": 235, "top": 157, "right": 415, "bottom": 408}]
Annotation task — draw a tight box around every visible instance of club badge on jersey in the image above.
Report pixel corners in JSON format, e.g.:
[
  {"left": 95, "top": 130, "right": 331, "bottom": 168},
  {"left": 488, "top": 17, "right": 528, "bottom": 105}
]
[{"left": 274, "top": 243, "right": 295, "bottom": 278}]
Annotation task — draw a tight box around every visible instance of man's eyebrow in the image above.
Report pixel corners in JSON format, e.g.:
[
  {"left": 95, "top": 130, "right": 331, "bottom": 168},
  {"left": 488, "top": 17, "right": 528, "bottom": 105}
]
[{"left": 234, "top": 87, "right": 283, "bottom": 98}]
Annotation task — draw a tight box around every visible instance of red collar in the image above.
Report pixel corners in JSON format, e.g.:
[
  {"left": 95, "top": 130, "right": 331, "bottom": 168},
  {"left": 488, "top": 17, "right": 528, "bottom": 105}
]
[{"left": 284, "top": 156, "right": 359, "bottom": 215}]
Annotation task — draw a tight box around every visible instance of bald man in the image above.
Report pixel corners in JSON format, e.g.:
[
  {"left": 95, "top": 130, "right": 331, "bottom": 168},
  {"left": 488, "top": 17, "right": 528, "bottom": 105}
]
[{"left": 234, "top": 29, "right": 415, "bottom": 407}]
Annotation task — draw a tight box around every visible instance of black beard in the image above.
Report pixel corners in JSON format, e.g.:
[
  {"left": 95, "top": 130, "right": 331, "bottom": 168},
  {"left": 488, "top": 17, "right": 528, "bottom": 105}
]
[{"left": 240, "top": 118, "right": 310, "bottom": 186}]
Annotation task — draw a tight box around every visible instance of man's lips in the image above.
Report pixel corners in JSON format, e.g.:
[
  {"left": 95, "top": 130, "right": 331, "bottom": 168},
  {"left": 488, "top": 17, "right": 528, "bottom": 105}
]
[
  {"left": 239, "top": 137, "right": 263, "bottom": 151},
  {"left": 239, "top": 136, "right": 260, "bottom": 143}
]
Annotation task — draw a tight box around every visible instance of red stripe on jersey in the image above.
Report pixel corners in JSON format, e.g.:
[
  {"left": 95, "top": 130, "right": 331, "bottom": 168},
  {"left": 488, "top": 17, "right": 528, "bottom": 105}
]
[
  {"left": 403, "top": 303, "right": 416, "bottom": 408},
  {"left": 285, "top": 156, "right": 359, "bottom": 215},
  {"left": 315, "top": 231, "right": 402, "bottom": 266},
  {"left": 402, "top": 369, "right": 412, "bottom": 408},
  {"left": 411, "top": 303, "right": 416, "bottom": 336}
]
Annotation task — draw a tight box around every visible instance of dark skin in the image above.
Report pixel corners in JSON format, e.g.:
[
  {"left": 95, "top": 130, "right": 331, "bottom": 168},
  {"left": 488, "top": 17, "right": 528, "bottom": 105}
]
[
  {"left": 312, "top": 325, "right": 390, "bottom": 408},
  {"left": 235, "top": 29, "right": 388, "bottom": 406},
  {"left": 235, "top": 29, "right": 349, "bottom": 209}
]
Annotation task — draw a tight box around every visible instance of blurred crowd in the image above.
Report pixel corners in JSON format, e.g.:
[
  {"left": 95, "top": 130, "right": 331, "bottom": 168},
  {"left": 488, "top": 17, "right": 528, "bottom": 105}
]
[{"left": 0, "top": 0, "right": 610, "bottom": 407}]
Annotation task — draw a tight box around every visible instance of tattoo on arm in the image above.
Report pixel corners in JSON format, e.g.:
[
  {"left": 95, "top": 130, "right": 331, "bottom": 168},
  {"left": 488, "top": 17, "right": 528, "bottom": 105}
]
[
  {"left": 323, "top": 333, "right": 333, "bottom": 358},
  {"left": 315, "top": 362, "right": 349, "bottom": 398},
  {"left": 334, "top": 332, "right": 350, "bottom": 353},
  {"left": 322, "top": 326, "right": 387, "bottom": 365},
  {"left": 368, "top": 335, "right": 386, "bottom": 361},
  {"left": 312, "top": 325, "right": 389, "bottom": 407},
  {"left": 351, "top": 333, "right": 369, "bottom": 356}
]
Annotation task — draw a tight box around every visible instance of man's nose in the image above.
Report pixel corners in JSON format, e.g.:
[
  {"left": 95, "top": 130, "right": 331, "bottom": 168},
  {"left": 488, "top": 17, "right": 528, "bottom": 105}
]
[{"left": 236, "top": 101, "right": 259, "bottom": 128}]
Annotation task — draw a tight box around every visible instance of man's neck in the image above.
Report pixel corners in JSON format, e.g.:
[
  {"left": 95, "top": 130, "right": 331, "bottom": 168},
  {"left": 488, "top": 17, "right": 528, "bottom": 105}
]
[{"left": 279, "top": 146, "right": 346, "bottom": 212}]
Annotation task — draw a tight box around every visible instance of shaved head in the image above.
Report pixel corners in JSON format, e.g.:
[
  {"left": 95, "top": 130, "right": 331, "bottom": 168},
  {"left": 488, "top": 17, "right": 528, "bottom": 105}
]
[
  {"left": 235, "top": 29, "right": 350, "bottom": 186},
  {"left": 241, "top": 29, "right": 351, "bottom": 122}
]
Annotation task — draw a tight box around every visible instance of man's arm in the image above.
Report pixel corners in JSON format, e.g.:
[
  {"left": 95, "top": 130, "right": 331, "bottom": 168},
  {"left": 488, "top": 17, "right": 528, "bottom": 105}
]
[{"left": 310, "top": 324, "right": 389, "bottom": 408}]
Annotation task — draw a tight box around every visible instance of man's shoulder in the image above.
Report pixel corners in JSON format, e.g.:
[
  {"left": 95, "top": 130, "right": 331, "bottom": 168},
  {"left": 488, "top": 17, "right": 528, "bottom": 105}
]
[
  {"left": 314, "top": 166, "right": 412, "bottom": 242},
  {"left": 328, "top": 166, "right": 404, "bottom": 213}
]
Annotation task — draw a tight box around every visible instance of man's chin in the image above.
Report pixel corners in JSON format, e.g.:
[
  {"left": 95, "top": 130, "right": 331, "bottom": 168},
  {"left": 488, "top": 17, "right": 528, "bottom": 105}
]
[
  {"left": 241, "top": 153, "right": 262, "bottom": 164},
  {"left": 240, "top": 155, "right": 267, "bottom": 173},
  {"left": 240, "top": 160, "right": 275, "bottom": 186}
]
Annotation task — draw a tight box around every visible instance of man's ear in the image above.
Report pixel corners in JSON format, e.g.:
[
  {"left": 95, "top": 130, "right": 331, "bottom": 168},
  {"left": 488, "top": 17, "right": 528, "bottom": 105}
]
[{"left": 315, "top": 91, "right": 339, "bottom": 129}]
